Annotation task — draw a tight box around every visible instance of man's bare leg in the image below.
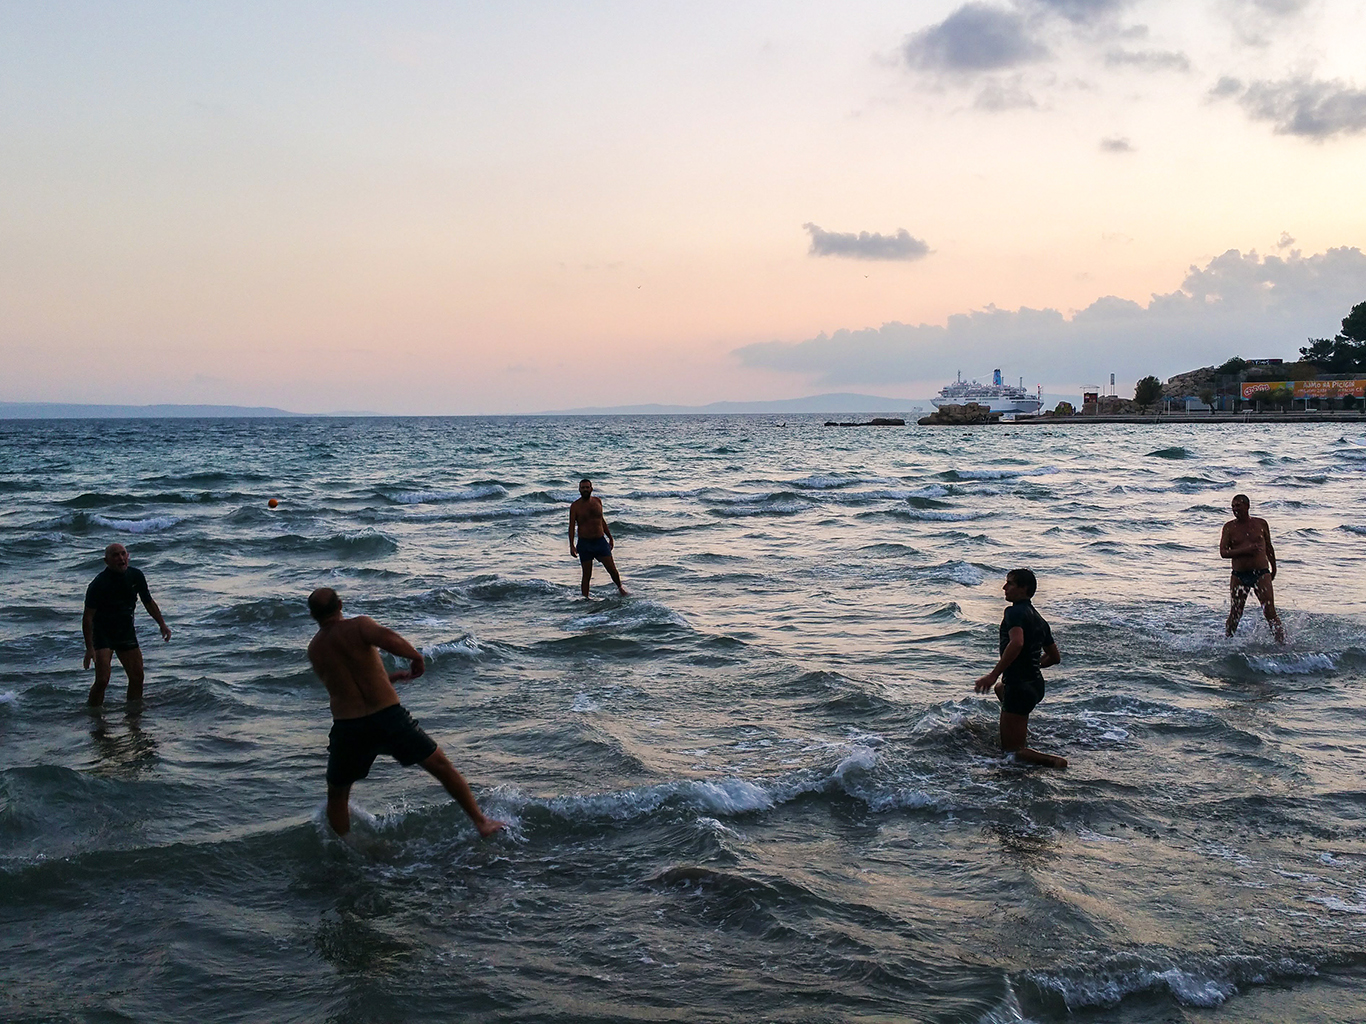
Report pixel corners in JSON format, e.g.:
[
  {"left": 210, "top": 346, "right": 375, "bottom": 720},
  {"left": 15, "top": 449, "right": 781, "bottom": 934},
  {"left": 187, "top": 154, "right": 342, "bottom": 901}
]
[
  {"left": 419, "top": 748, "right": 505, "bottom": 837},
  {"left": 326, "top": 782, "right": 353, "bottom": 835},
  {"left": 1226, "top": 578, "right": 1249, "bottom": 637},
  {"left": 999, "top": 709, "right": 1067, "bottom": 769},
  {"left": 116, "top": 647, "right": 146, "bottom": 703},
  {"left": 580, "top": 561, "right": 593, "bottom": 597},
  {"left": 1253, "top": 576, "right": 1286, "bottom": 644},
  {"left": 600, "top": 554, "right": 629, "bottom": 595},
  {"left": 87, "top": 648, "right": 114, "bottom": 706}
]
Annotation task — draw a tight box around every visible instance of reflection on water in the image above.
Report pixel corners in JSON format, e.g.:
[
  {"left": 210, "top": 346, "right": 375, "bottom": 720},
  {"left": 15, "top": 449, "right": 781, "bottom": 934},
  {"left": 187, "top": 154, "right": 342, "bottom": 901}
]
[{"left": 88, "top": 706, "right": 158, "bottom": 778}]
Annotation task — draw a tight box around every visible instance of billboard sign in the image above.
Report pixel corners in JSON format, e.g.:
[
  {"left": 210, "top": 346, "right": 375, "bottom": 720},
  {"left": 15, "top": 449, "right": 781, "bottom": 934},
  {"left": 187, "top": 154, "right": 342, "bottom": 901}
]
[{"left": 1241, "top": 380, "right": 1366, "bottom": 399}]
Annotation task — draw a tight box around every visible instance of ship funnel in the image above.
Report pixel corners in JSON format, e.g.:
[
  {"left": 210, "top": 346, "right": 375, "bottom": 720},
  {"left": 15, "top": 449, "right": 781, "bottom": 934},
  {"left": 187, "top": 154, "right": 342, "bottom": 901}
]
[{"left": 992, "top": 368, "right": 1002, "bottom": 386}]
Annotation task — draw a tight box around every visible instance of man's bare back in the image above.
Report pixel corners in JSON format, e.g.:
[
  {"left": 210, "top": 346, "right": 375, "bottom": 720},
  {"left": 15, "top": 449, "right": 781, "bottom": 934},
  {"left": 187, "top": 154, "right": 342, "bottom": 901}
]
[
  {"left": 307, "top": 614, "right": 410, "bottom": 720},
  {"left": 306, "top": 588, "right": 504, "bottom": 838}
]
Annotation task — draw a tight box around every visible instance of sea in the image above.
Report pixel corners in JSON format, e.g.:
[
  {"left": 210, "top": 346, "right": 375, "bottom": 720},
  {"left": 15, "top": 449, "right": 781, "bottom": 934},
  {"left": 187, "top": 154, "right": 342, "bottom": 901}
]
[{"left": 2, "top": 415, "right": 1365, "bottom": 1024}]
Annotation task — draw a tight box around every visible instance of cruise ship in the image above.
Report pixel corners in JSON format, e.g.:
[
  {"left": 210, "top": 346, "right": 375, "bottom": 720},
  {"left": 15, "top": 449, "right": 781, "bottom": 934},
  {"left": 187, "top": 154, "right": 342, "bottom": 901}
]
[{"left": 931, "top": 370, "right": 1042, "bottom": 414}]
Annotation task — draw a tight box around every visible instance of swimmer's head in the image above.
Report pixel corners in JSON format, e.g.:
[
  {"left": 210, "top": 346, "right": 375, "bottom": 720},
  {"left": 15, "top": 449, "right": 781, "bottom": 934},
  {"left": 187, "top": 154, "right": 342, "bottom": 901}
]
[
  {"left": 308, "top": 587, "right": 343, "bottom": 622},
  {"left": 104, "top": 543, "right": 129, "bottom": 572},
  {"left": 579, "top": 478, "right": 593, "bottom": 497},
  {"left": 1005, "top": 568, "right": 1037, "bottom": 599}
]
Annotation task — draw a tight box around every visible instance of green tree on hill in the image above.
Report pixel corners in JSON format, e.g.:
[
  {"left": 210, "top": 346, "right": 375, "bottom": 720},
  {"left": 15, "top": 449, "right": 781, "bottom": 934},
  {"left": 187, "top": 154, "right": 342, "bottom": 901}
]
[
  {"left": 1134, "top": 375, "right": 1162, "bottom": 407},
  {"left": 1300, "top": 299, "right": 1366, "bottom": 372},
  {"left": 1217, "top": 356, "right": 1247, "bottom": 375}
]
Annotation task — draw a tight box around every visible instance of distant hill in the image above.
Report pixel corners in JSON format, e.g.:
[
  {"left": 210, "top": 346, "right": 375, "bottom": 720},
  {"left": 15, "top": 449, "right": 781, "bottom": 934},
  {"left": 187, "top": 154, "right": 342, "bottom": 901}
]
[
  {"left": 539, "top": 393, "right": 931, "bottom": 415},
  {"left": 0, "top": 402, "right": 307, "bottom": 419}
]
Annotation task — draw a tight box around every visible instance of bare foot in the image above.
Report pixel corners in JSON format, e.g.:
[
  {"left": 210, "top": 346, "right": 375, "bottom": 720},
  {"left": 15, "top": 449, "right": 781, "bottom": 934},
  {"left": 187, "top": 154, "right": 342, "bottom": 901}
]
[
  {"left": 476, "top": 817, "right": 506, "bottom": 838},
  {"left": 617, "top": 585, "right": 630, "bottom": 596}
]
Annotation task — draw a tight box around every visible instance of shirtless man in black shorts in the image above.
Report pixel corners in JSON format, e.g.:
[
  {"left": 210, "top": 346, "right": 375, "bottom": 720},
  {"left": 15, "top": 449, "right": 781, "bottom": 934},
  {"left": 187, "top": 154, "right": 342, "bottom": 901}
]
[
  {"left": 569, "top": 478, "right": 628, "bottom": 597},
  {"left": 306, "top": 588, "right": 504, "bottom": 838},
  {"left": 82, "top": 543, "right": 171, "bottom": 706},
  {"left": 974, "top": 568, "right": 1067, "bottom": 768},
  {"left": 1220, "top": 492, "right": 1285, "bottom": 644}
]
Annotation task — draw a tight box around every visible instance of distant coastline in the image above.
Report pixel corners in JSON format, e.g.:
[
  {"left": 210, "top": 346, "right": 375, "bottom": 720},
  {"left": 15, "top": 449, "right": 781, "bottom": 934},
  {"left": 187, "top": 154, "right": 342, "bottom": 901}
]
[{"left": 0, "top": 402, "right": 313, "bottom": 420}]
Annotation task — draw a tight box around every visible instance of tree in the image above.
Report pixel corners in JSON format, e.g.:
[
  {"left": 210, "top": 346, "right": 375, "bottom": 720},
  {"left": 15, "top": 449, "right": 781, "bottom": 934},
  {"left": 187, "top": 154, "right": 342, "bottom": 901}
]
[
  {"left": 1198, "top": 387, "right": 1216, "bottom": 410},
  {"left": 1299, "top": 299, "right": 1366, "bottom": 371},
  {"left": 1134, "top": 375, "right": 1162, "bottom": 407},
  {"left": 1217, "top": 356, "right": 1248, "bottom": 375},
  {"left": 1342, "top": 300, "right": 1366, "bottom": 342}
]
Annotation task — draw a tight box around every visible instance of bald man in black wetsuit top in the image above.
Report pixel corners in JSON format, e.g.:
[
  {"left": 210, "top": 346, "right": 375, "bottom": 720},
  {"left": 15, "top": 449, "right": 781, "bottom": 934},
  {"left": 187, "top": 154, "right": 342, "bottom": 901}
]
[{"left": 82, "top": 543, "right": 171, "bottom": 706}]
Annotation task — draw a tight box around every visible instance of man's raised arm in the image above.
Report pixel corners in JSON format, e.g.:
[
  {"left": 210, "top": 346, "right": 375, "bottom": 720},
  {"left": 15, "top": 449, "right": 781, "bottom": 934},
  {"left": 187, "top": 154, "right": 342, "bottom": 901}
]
[{"left": 358, "top": 617, "right": 425, "bottom": 681}]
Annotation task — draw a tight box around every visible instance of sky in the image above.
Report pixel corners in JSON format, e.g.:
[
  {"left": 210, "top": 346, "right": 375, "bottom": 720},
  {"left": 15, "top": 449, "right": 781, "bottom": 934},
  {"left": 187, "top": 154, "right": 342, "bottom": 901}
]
[{"left": 2, "top": 1, "right": 1365, "bottom": 414}]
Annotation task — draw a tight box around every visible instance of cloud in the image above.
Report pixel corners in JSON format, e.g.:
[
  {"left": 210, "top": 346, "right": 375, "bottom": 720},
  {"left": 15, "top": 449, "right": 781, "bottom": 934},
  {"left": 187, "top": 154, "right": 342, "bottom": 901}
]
[
  {"left": 975, "top": 78, "right": 1040, "bottom": 110},
  {"left": 1099, "top": 136, "right": 1133, "bottom": 151},
  {"left": 803, "top": 224, "right": 930, "bottom": 262},
  {"left": 1028, "top": 0, "right": 1133, "bottom": 24},
  {"left": 1277, "top": 231, "right": 1296, "bottom": 249},
  {"left": 1216, "top": 76, "right": 1366, "bottom": 138},
  {"left": 903, "top": 4, "right": 1049, "bottom": 75},
  {"left": 1104, "top": 48, "right": 1191, "bottom": 72},
  {"left": 734, "top": 247, "right": 1366, "bottom": 384}
]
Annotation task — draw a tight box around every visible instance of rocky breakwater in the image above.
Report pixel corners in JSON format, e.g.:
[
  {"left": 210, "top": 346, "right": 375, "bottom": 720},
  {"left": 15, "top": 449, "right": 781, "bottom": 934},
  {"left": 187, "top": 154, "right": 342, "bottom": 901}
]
[{"left": 917, "top": 403, "right": 997, "bottom": 425}]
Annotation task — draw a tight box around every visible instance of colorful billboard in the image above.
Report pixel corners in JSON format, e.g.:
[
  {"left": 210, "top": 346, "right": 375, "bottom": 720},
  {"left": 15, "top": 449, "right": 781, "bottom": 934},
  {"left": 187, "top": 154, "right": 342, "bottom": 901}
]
[{"left": 1241, "top": 380, "right": 1366, "bottom": 399}]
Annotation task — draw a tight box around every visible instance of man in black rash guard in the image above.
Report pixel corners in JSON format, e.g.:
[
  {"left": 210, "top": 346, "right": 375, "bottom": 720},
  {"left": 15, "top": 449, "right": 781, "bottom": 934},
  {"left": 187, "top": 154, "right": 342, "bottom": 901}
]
[
  {"left": 973, "top": 568, "right": 1067, "bottom": 768},
  {"left": 82, "top": 543, "right": 171, "bottom": 706}
]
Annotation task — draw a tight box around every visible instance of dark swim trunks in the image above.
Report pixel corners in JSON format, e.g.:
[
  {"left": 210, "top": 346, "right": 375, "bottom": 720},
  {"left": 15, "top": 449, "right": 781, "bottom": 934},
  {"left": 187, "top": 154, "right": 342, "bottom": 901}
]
[
  {"left": 1001, "top": 676, "right": 1045, "bottom": 717},
  {"left": 91, "top": 622, "right": 140, "bottom": 653},
  {"left": 326, "top": 704, "right": 438, "bottom": 786},
  {"left": 577, "top": 535, "right": 613, "bottom": 565},
  {"left": 1233, "top": 569, "right": 1269, "bottom": 590}
]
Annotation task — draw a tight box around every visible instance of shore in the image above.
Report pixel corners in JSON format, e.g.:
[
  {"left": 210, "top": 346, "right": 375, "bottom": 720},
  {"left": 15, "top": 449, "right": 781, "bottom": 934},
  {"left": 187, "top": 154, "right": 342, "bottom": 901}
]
[{"left": 1007, "top": 411, "right": 1366, "bottom": 425}]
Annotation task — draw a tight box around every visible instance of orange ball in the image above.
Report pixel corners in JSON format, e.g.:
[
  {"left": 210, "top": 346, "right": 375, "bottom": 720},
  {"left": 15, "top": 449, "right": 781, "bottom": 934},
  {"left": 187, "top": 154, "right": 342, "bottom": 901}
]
[{"left": 268, "top": 498, "right": 279, "bottom": 508}]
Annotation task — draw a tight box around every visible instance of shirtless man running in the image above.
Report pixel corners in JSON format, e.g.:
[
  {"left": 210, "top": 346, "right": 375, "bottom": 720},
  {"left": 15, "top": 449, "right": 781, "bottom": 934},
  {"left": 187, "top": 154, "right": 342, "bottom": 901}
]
[
  {"left": 305, "top": 588, "right": 504, "bottom": 838},
  {"left": 1220, "top": 493, "right": 1286, "bottom": 644},
  {"left": 569, "top": 478, "right": 628, "bottom": 597}
]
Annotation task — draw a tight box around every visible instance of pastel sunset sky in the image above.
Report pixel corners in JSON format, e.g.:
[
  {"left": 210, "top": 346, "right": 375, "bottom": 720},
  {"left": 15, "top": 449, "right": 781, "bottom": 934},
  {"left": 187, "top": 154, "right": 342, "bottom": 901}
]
[{"left": 3, "top": 1, "right": 1365, "bottom": 413}]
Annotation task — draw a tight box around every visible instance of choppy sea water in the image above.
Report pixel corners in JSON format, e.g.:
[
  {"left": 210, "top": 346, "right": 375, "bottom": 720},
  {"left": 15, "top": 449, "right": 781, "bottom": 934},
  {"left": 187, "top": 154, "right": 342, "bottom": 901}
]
[{"left": 2, "top": 416, "right": 1365, "bottom": 1023}]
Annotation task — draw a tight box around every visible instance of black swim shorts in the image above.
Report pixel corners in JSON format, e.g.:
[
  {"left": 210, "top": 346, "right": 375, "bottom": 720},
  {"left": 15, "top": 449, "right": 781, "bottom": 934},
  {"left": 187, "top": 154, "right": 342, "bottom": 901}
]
[
  {"left": 1233, "top": 569, "right": 1269, "bottom": 590},
  {"left": 1000, "top": 675, "right": 1045, "bottom": 717},
  {"left": 577, "top": 535, "right": 612, "bottom": 565},
  {"left": 91, "top": 621, "right": 140, "bottom": 653},
  {"left": 326, "top": 704, "right": 439, "bottom": 786}
]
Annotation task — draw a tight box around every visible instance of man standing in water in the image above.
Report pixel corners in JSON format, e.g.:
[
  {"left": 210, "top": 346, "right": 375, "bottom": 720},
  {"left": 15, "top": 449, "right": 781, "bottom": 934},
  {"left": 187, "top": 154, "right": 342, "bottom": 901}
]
[
  {"left": 82, "top": 543, "right": 171, "bottom": 706},
  {"left": 1220, "top": 492, "right": 1286, "bottom": 644},
  {"left": 569, "top": 478, "right": 628, "bottom": 597},
  {"left": 974, "top": 569, "right": 1067, "bottom": 768},
  {"left": 306, "top": 588, "right": 504, "bottom": 838}
]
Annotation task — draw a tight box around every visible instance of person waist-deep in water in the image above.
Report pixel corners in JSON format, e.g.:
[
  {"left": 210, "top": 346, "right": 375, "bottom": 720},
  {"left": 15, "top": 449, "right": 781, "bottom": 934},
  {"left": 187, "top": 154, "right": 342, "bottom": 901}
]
[
  {"left": 82, "top": 542, "right": 171, "bottom": 706},
  {"left": 305, "top": 587, "right": 504, "bottom": 838},
  {"left": 569, "top": 477, "right": 628, "bottom": 597},
  {"left": 974, "top": 569, "right": 1067, "bottom": 769},
  {"left": 1220, "top": 492, "right": 1286, "bottom": 644}
]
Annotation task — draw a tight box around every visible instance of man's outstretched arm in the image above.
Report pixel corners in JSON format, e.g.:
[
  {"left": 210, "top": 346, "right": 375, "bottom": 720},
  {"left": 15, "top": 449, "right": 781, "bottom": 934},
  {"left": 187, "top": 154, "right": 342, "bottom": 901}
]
[{"left": 358, "top": 617, "right": 425, "bottom": 681}]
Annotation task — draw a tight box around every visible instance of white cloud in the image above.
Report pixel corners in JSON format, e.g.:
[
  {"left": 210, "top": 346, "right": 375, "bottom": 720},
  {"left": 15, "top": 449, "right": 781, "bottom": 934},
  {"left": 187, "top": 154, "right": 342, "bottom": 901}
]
[{"left": 734, "top": 247, "right": 1366, "bottom": 384}]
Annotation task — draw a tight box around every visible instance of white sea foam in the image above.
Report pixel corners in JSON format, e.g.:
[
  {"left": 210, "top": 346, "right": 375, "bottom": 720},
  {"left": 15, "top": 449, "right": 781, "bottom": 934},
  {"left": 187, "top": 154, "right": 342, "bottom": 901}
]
[
  {"left": 571, "top": 692, "right": 599, "bottom": 713},
  {"left": 1303, "top": 895, "right": 1366, "bottom": 914},
  {"left": 0, "top": 691, "right": 16, "bottom": 706},
  {"left": 789, "top": 474, "right": 895, "bottom": 490},
  {"left": 566, "top": 600, "right": 690, "bottom": 632},
  {"left": 423, "top": 636, "right": 482, "bottom": 661},
  {"left": 389, "top": 484, "right": 506, "bottom": 504},
  {"left": 1245, "top": 653, "right": 1337, "bottom": 675},
  {"left": 90, "top": 514, "right": 182, "bottom": 533}
]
